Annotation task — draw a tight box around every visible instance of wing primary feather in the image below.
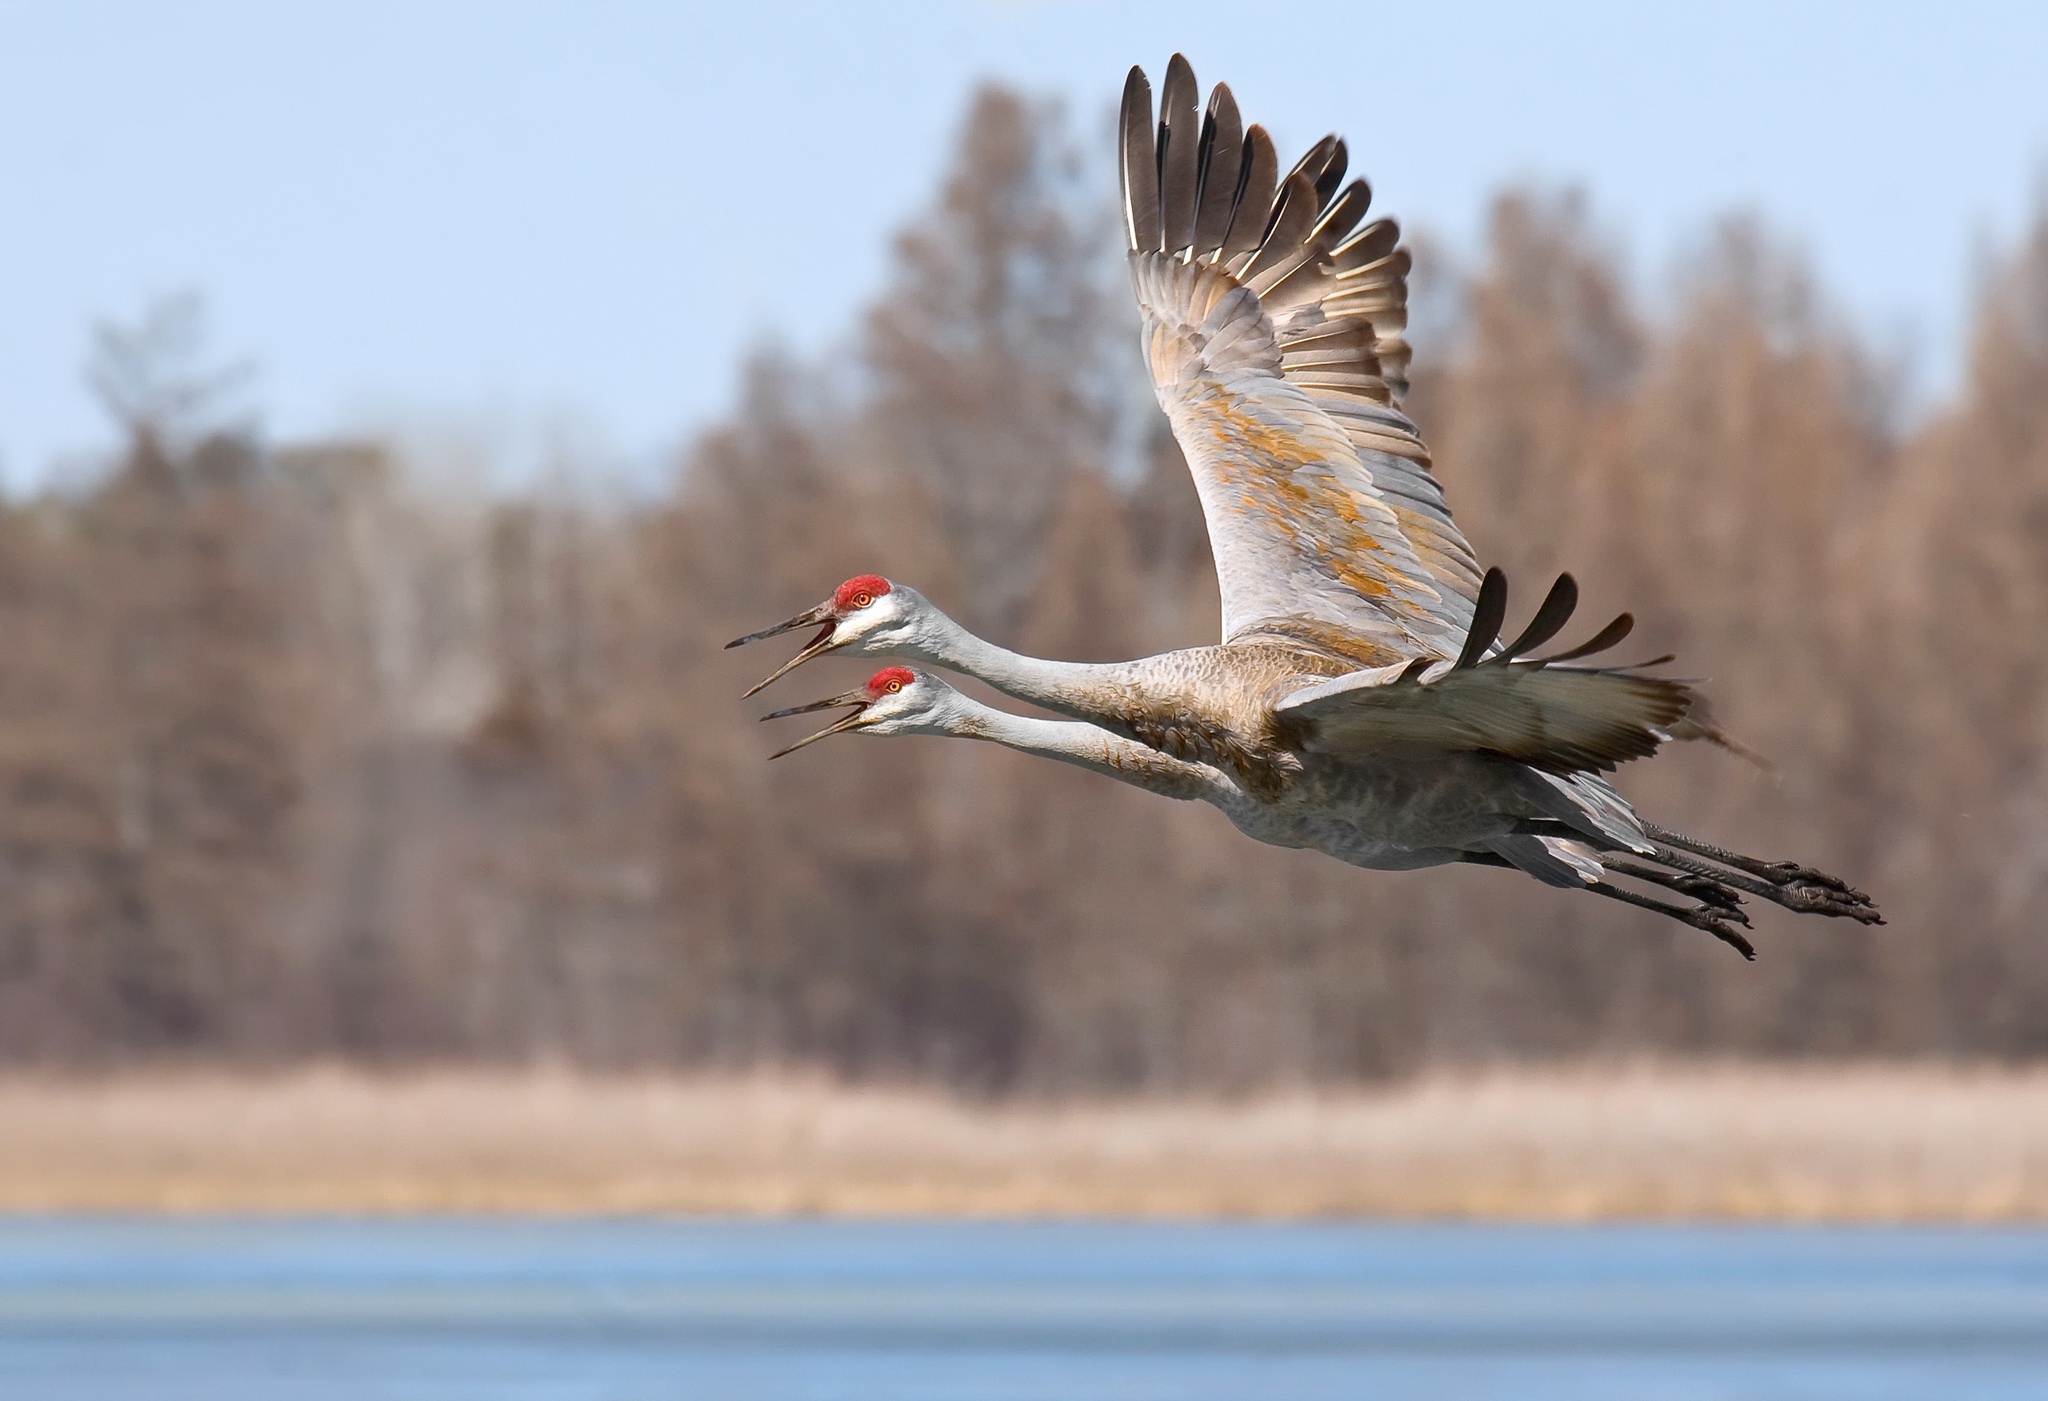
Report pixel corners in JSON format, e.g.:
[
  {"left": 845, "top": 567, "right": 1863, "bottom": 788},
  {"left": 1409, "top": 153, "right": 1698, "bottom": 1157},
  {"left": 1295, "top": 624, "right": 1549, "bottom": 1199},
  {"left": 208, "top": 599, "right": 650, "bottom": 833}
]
[
  {"left": 1119, "top": 67, "right": 1160, "bottom": 253},
  {"left": 1219, "top": 125, "right": 1277, "bottom": 267},
  {"left": 1316, "top": 138, "right": 1349, "bottom": 204},
  {"left": 1157, "top": 54, "right": 1200, "bottom": 257},
  {"left": 1332, "top": 217, "right": 1401, "bottom": 269},
  {"left": 1308, "top": 179, "right": 1371, "bottom": 247},
  {"left": 1284, "top": 134, "right": 1345, "bottom": 206},
  {"left": 1539, "top": 612, "right": 1635, "bottom": 664},
  {"left": 1242, "top": 171, "right": 1318, "bottom": 282},
  {"left": 1495, "top": 573, "right": 1579, "bottom": 662},
  {"left": 1191, "top": 84, "right": 1243, "bottom": 261},
  {"left": 1455, "top": 567, "right": 1509, "bottom": 670}
]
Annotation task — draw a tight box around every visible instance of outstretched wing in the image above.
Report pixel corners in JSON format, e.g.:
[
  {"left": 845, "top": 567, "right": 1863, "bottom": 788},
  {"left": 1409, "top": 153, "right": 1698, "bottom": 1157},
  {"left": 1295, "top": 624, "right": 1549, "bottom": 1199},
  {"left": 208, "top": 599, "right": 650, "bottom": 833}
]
[
  {"left": 1274, "top": 569, "right": 1693, "bottom": 774},
  {"left": 1122, "top": 56, "right": 1482, "bottom": 659}
]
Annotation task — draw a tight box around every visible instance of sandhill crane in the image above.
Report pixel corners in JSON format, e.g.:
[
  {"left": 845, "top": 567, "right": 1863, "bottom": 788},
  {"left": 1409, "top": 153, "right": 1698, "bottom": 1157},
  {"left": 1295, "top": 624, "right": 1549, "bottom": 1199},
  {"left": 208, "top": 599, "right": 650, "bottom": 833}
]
[
  {"left": 733, "top": 57, "right": 1880, "bottom": 953},
  {"left": 764, "top": 666, "right": 1856, "bottom": 960}
]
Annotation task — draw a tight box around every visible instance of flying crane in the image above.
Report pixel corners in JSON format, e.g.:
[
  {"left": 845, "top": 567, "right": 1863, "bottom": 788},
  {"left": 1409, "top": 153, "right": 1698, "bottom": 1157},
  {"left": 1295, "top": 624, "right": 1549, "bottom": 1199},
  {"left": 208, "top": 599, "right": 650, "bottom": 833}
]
[{"left": 732, "top": 57, "right": 1880, "bottom": 954}]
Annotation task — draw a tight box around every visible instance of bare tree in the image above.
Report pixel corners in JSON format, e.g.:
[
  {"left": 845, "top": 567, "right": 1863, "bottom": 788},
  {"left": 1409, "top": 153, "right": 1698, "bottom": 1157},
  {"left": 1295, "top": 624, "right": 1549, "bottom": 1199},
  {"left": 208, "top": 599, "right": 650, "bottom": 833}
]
[{"left": 1, "top": 95, "right": 2044, "bottom": 1086}]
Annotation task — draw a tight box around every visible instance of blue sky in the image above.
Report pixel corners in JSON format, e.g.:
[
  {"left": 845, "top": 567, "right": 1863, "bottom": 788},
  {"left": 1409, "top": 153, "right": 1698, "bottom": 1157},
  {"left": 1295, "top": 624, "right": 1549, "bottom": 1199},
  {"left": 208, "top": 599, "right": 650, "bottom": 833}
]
[{"left": 2, "top": 0, "right": 2043, "bottom": 485}]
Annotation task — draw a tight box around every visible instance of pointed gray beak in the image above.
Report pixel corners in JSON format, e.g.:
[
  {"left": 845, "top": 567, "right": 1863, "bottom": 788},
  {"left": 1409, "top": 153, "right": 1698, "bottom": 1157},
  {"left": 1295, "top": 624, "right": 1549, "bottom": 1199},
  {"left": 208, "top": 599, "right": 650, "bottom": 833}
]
[
  {"left": 760, "top": 686, "right": 873, "bottom": 759},
  {"left": 725, "top": 601, "right": 840, "bottom": 698}
]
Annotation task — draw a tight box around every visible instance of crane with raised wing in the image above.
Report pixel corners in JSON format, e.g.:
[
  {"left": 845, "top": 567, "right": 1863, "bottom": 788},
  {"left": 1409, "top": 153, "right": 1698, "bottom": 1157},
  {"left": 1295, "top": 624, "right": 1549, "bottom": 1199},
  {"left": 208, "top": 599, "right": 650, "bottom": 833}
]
[{"left": 734, "top": 57, "right": 1879, "bottom": 954}]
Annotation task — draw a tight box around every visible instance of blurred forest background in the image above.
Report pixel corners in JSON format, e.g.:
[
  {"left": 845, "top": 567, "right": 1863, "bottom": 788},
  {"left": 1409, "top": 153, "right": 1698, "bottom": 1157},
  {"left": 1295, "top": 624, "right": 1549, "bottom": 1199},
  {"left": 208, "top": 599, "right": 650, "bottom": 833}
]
[{"left": 2, "top": 86, "right": 2044, "bottom": 1091}]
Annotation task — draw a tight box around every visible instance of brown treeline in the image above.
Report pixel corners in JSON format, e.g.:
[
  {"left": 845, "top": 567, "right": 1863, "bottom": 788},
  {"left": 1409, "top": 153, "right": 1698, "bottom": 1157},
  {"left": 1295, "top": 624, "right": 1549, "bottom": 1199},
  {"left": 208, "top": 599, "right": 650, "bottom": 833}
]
[{"left": 0, "top": 88, "right": 2042, "bottom": 1089}]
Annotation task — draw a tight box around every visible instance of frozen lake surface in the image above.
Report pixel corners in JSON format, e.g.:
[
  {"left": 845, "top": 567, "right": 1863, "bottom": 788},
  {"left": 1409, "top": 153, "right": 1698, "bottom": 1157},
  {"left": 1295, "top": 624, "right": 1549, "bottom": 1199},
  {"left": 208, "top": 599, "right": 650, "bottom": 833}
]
[{"left": 1, "top": 1216, "right": 2044, "bottom": 1399}]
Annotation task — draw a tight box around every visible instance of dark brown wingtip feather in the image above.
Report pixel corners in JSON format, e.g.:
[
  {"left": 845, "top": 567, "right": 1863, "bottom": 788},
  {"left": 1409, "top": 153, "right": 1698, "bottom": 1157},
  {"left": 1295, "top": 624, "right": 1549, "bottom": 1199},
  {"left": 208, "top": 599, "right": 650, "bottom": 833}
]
[
  {"left": 1539, "top": 612, "right": 1635, "bottom": 665},
  {"left": 1333, "top": 216, "right": 1401, "bottom": 269},
  {"left": 1284, "top": 133, "right": 1346, "bottom": 207},
  {"left": 1191, "top": 83, "right": 1243, "bottom": 261},
  {"left": 1496, "top": 573, "right": 1580, "bottom": 662},
  {"left": 1158, "top": 54, "right": 1201, "bottom": 256},
  {"left": 1219, "top": 125, "right": 1277, "bottom": 266},
  {"left": 1119, "top": 66, "right": 1160, "bottom": 254},
  {"left": 1456, "top": 567, "right": 1510, "bottom": 670},
  {"left": 1309, "top": 178, "right": 1371, "bottom": 248},
  {"left": 1316, "top": 138, "right": 1349, "bottom": 205},
  {"left": 1242, "top": 171, "right": 1318, "bottom": 282}
]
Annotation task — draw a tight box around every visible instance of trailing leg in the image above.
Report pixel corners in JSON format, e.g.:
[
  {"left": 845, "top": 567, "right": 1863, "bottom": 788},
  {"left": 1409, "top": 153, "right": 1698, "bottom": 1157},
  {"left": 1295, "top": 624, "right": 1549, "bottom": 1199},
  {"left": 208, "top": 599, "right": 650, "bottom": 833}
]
[
  {"left": 1459, "top": 852, "right": 1757, "bottom": 958},
  {"left": 1646, "top": 843, "right": 1880, "bottom": 922},
  {"left": 1604, "top": 859, "right": 1750, "bottom": 920},
  {"left": 1641, "top": 822, "right": 1870, "bottom": 898},
  {"left": 1582, "top": 879, "right": 1756, "bottom": 959},
  {"left": 1639, "top": 823, "right": 1881, "bottom": 924}
]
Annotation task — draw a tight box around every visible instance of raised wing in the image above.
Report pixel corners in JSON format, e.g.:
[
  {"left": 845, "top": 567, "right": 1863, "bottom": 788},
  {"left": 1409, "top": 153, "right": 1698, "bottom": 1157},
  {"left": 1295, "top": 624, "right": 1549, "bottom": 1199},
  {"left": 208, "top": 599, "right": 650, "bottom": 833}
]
[
  {"left": 1122, "top": 57, "right": 1482, "bottom": 659},
  {"left": 1275, "top": 569, "right": 1693, "bottom": 774}
]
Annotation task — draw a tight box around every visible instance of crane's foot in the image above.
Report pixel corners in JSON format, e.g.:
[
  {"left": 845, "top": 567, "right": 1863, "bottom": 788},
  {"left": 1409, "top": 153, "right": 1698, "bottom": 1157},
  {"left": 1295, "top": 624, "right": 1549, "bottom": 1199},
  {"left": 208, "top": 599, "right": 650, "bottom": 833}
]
[
  {"left": 1766, "top": 878, "right": 1885, "bottom": 923},
  {"left": 1676, "top": 906, "right": 1759, "bottom": 959},
  {"left": 1742, "top": 858, "right": 1871, "bottom": 903}
]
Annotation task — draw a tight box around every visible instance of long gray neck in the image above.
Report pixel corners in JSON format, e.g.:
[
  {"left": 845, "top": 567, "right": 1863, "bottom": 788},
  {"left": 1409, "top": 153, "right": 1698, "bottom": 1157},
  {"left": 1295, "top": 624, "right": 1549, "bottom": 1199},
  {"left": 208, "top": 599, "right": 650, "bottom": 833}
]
[
  {"left": 941, "top": 698, "right": 1231, "bottom": 807},
  {"left": 910, "top": 610, "right": 1128, "bottom": 718}
]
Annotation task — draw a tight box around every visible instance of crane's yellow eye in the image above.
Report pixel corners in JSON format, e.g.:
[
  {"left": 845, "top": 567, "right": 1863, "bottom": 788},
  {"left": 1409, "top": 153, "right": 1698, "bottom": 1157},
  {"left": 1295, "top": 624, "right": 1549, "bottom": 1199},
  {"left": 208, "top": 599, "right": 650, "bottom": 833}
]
[
  {"left": 851, "top": 592, "right": 873, "bottom": 609},
  {"left": 885, "top": 679, "right": 903, "bottom": 693}
]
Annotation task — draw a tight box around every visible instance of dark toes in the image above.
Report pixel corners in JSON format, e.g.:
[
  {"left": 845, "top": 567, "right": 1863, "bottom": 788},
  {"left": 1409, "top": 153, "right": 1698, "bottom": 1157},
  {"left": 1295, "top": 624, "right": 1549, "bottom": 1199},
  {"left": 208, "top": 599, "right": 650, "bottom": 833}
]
[
  {"left": 1776, "top": 881, "right": 1884, "bottom": 923},
  {"left": 1689, "top": 909, "right": 1757, "bottom": 959},
  {"left": 1764, "top": 861, "right": 1861, "bottom": 896}
]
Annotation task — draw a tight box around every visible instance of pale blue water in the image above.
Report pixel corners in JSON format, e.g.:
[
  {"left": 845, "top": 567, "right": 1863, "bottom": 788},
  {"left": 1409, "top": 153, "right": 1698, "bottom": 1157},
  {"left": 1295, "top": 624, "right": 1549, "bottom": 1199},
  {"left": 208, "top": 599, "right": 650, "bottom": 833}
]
[{"left": 0, "top": 1218, "right": 2044, "bottom": 1400}]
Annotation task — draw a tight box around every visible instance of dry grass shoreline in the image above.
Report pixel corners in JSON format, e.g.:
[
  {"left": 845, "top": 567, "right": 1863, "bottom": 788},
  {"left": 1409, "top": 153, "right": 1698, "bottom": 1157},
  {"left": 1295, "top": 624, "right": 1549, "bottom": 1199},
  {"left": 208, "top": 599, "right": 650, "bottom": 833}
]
[{"left": 2, "top": 1064, "right": 2044, "bottom": 1221}]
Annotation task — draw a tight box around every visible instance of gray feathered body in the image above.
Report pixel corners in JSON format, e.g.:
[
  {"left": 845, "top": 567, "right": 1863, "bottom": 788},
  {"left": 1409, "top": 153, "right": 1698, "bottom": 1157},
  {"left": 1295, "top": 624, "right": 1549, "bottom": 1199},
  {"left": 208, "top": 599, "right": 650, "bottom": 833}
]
[{"left": 1026, "top": 635, "right": 1620, "bottom": 875}]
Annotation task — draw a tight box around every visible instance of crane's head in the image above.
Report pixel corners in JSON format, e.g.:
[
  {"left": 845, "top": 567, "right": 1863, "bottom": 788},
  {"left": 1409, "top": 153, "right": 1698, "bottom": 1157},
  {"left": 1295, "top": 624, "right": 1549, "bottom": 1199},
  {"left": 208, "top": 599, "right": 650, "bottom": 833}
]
[
  {"left": 759, "top": 665, "right": 964, "bottom": 758},
  {"left": 725, "top": 575, "right": 936, "bottom": 697}
]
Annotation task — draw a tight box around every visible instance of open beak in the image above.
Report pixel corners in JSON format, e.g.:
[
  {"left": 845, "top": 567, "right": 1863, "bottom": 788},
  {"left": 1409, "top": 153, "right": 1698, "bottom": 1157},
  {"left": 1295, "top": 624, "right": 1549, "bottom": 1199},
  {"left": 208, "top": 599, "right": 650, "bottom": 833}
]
[
  {"left": 760, "top": 687, "right": 873, "bottom": 759},
  {"left": 725, "top": 602, "right": 839, "bottom": 698}
]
